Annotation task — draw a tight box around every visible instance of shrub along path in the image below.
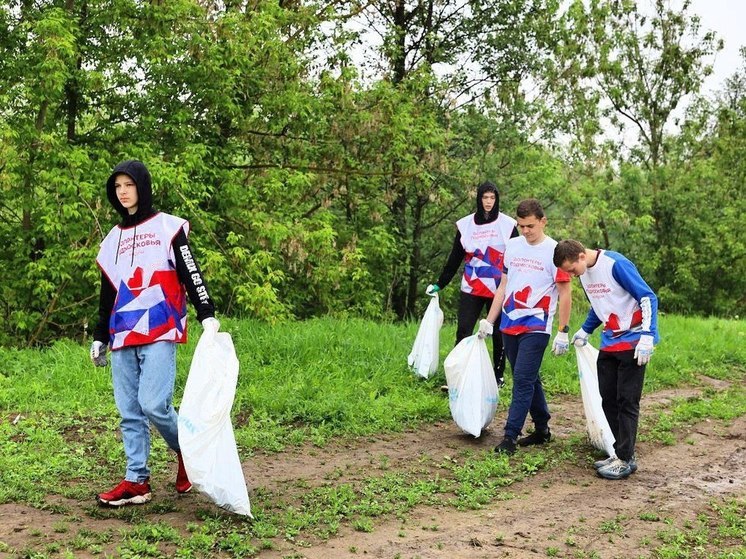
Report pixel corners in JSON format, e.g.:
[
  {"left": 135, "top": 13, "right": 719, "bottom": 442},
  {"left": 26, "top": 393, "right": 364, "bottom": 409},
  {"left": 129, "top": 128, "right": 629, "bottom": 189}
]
[{"left": 1, "top": 378, "right": 744, "bottom": 559}]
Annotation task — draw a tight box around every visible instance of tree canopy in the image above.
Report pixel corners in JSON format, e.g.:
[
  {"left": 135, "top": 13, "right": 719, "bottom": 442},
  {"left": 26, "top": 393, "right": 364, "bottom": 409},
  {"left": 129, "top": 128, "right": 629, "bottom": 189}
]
[{"left": 0, "top": 0, "right": 743, "bottom": 346}]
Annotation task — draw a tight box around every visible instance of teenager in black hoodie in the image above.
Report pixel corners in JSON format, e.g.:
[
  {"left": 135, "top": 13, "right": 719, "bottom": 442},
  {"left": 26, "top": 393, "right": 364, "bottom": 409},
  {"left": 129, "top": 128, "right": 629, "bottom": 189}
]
[
  {"left": 426, "top": 182, "right": 518, "bottom": 387},
  {"left": 90, "top": 160, "right": 219, "bottom": 507}
]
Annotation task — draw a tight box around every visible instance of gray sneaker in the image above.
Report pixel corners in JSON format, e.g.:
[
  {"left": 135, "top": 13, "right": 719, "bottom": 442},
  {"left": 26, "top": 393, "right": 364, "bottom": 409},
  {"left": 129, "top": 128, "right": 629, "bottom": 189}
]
[
  {"left": 593, "top": 455, "right": 616, "bottom": 470},
  {"left": 597, "top": 458, "right": 632, "bottom": 480},
  {"left": 595, "top": 455, "right": 638, "bottom": 473}
]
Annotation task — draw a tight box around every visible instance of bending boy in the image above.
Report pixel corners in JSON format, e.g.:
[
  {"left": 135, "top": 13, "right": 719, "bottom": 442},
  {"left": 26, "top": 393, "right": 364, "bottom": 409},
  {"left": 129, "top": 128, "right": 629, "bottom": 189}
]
[{"left": 554, "top": 239, "right": 659, "bottom": 480}]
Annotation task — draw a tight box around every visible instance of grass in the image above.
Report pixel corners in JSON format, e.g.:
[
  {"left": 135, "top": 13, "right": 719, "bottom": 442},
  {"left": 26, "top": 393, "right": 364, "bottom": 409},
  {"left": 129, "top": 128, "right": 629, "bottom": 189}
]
[
  {"left": 650, "top": 498, "right": 746, "bottom": 558},
  {"left": 0, "top": 314, "right": 744, "bottom": 558},
  {"left": 642, "top": 385, "right": 746, "bottom": 445}
]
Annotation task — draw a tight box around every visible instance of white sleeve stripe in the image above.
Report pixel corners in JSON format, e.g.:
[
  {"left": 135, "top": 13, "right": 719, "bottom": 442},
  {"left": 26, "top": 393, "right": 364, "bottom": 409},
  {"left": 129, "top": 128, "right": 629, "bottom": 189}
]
[{"left": 640, "top": 296, "right": 652, "bottom": 331}]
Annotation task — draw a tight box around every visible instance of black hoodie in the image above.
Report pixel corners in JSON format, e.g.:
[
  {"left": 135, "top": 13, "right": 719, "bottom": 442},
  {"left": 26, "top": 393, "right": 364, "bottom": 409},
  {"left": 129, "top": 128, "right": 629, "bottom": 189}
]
[
  {"left": 106, "top": 160, "right": 157, "bottom": 227},
  {"left": 93, "top": 160, "right": 215, "bottom": 344},
  {"left": 474, "top": 181, "right": 500, "bottom": 225},
  {"left": 435, "top": 182, "right": 519, "bottom": 291}
]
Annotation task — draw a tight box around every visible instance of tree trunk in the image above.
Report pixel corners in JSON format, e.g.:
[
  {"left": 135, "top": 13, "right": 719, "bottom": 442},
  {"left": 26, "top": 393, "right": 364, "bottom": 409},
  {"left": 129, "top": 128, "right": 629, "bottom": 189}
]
[
  {"left": 388, "top": 0, "right": 410, "bottom": 319},
  {"left": 406, "top": 192, "right": 428, "bottom": 318}
]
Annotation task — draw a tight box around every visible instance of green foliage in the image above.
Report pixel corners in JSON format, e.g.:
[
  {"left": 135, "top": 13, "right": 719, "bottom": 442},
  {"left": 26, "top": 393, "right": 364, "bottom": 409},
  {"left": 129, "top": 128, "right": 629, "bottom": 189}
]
[
  {"left": 546, "top": 0, "right": 743, "bottom": 318},
  {"left": 0, "top": 0, "right": 744, "bottom": 348},
  {"left": 652, "top": 499, "right": 745, "bottom": 558}
]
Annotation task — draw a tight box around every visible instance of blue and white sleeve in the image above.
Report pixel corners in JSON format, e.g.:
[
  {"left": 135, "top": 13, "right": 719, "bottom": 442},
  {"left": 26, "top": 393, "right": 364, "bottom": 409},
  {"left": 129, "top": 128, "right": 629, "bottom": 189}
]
[
  {"left": 611, "top": 257, "right": 659, "bottom": 337},
  {"left": 581, "top": 307, "right": 603, "bottom": 334}
]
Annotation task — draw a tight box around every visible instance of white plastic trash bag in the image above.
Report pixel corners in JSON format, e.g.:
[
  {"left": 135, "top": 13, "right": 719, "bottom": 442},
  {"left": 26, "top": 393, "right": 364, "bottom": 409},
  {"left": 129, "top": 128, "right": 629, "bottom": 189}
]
[
  {"left": 575, "top": 343, "right": 616, "bottom": 458},
  {"left": 444, "top": 335, "right": 498, "bottom": 437},
  {"left": 407, "top": 294, "right": 444, "bottom": 378},
  {"left": 178, "top": 330, "right": 252, "bottom": 516}
]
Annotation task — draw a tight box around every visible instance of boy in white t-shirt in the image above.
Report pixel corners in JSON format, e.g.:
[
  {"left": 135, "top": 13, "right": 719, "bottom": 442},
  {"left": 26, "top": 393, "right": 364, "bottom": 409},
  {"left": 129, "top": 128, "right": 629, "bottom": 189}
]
[
  {"left": 478, "top": 199, "right": 572, "bottom": 455},
  {"left": 554, "top": 239, "right": 659, "bottom": 480}
]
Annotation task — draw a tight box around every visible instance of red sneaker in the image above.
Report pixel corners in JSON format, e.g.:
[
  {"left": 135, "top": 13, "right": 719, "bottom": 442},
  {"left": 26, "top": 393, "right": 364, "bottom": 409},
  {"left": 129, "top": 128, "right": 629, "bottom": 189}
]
[
  {"left": 97, "top": 479, "right": 152, "bottom": 507},
  {"left": 176, "top": 452, "right": 192, "bottom": 494}
]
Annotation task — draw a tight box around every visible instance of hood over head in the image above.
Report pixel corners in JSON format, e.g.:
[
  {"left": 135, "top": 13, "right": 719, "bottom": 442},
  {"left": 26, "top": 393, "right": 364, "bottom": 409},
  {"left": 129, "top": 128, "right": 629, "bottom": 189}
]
[
  {"left": 475, "top": 181, "right": 500, "bottom": 224},
  {"left": 106, "top": 160, "right": 156, "bottom": 226}
]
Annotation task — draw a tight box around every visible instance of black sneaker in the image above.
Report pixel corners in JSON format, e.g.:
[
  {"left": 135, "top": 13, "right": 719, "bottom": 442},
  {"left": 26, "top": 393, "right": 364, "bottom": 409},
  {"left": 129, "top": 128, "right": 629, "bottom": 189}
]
[
  {"left": 517, "top": 429, "right": 551, "bottom": 447},
  {"left": 496, "top": 376, "right": 505, "bottom": 389},
  {"left": 495, "top": 437, "right": 517, "bottom": 455}
]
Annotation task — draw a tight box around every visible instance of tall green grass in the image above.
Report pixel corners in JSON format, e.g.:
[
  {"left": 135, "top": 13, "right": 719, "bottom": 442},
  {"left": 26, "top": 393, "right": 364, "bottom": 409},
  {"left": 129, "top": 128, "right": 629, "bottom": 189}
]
[
  {"left": 0, "top": 315, "right": 743, "bottom": 556},
  {"left": 0, "top": 314, "right": 742, "bottom": 504},
  {"left": 1, "top": 315, "right": 743, "bottom": 445}
]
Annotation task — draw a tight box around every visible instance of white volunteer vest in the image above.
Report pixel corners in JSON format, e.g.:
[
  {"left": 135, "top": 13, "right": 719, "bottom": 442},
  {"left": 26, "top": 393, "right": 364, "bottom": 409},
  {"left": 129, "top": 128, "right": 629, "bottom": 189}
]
[
  {"left": 580, "top": 251, "right": 643, "bottom": 334},
  {"left": 97, "top": 212, "right": 189, "bottom": 350},
  {"left": 456, "top": 212, "right": 516, "bottom": 297}
]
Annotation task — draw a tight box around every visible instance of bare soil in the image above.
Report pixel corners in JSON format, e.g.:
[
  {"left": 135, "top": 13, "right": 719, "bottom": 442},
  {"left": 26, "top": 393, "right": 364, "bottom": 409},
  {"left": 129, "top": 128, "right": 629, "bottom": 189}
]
[{"left": 2, "top": 380, "right": 745, "bottom": 559}]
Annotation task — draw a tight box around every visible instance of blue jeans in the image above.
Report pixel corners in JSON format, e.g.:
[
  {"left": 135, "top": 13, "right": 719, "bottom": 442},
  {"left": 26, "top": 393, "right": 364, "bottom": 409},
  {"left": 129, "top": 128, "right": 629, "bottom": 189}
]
[
  {"left": 111, "top": 341, "right": 180, "bottom": 482},
  {"left": 502, "top": 332, "right": 551, "bottom": 440}
]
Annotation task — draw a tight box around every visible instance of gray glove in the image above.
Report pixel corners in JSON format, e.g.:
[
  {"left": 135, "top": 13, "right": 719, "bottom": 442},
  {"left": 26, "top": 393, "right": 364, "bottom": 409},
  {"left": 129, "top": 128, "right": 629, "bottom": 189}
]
[
  {"left": 572, "top": 329, "right": 590, "bottom": 347},
  {"left": 552, "top": 332, "right": 569, "bottom": 356},
  {"left": 90, "top": 341, "right": 107, "bottom": 368},
  {"left": 477, "top": 319, "right": 493, "bottom": 339}
]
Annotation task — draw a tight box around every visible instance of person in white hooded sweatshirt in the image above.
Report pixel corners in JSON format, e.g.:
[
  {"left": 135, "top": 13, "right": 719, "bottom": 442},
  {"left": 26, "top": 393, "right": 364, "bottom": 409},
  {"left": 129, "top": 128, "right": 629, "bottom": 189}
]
[{"left": 90, "top": 160, "right": 220, "bottom": 506}]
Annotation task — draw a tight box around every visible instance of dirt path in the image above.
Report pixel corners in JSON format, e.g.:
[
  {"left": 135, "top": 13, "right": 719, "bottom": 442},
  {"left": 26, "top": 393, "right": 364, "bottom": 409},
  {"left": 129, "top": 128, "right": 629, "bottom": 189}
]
[
  {"left": 2, "top": 384, "right": 745, "bottom": 559},
  {"left": 263, "top": 416, "right": 745, "bottom": 559}
]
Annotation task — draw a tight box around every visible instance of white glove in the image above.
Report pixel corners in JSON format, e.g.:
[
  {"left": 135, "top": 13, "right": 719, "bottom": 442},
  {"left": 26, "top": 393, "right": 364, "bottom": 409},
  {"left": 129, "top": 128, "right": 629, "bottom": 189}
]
[
  {"left": 202, "top": 317, "right": 220, "bottom": 335},
  {"left": 425, "top": 284, "right": 440, "bottom": 296},
  {"left": 90, "top": 341, "right": 107, "bottom": 367},
  {"left": 634, "top": 334, "right": 654, "bottom": 366},
  {"left": 477, "top": 319, "right": 493, "bottom": 339},
  {"left": 552, "top": 332, "right": 569, "bottom": 356},
  {"left": 572, "top": 329, "right": 590, "bottom": 347}
]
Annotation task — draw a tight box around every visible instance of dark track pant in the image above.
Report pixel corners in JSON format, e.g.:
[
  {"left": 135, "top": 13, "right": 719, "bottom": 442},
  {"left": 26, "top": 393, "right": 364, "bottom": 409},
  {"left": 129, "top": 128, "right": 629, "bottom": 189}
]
[
  {"left": 597, "top": 350, "right": 646, "bottom": 462},
  {"left": 456, "top": 291, "right": 506, "bottom": 381}
]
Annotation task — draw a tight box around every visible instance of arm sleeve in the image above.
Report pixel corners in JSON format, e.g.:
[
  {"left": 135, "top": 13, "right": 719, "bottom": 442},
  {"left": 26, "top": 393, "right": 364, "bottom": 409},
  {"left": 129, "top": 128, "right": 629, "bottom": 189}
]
[
  {"left": 93, "top": 272, "right": 115, "bottom": 344},
  {"left": 581, "top": 307, "right": 603, "bottom": 334},
  {"left": 611, "top": 258, "right": 659, "bottom": 334},
  {"left": 435, "top": 231, "right": 465, "bottom": 289},
  {"left": 172, "top": 229, "right": 216, "bottom": 322}
]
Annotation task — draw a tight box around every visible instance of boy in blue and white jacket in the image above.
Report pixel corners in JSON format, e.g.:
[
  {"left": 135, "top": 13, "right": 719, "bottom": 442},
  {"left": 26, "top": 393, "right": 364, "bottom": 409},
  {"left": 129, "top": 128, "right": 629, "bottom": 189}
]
[{"left": 554, "top": 240, "right": 659, "bottom": 480}]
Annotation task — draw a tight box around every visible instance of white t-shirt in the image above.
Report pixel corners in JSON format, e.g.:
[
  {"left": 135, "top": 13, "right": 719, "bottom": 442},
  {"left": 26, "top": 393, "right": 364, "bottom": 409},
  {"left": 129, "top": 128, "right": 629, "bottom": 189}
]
[{"left": 499, "top": 235, "right": 570, "bottom": 335}]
